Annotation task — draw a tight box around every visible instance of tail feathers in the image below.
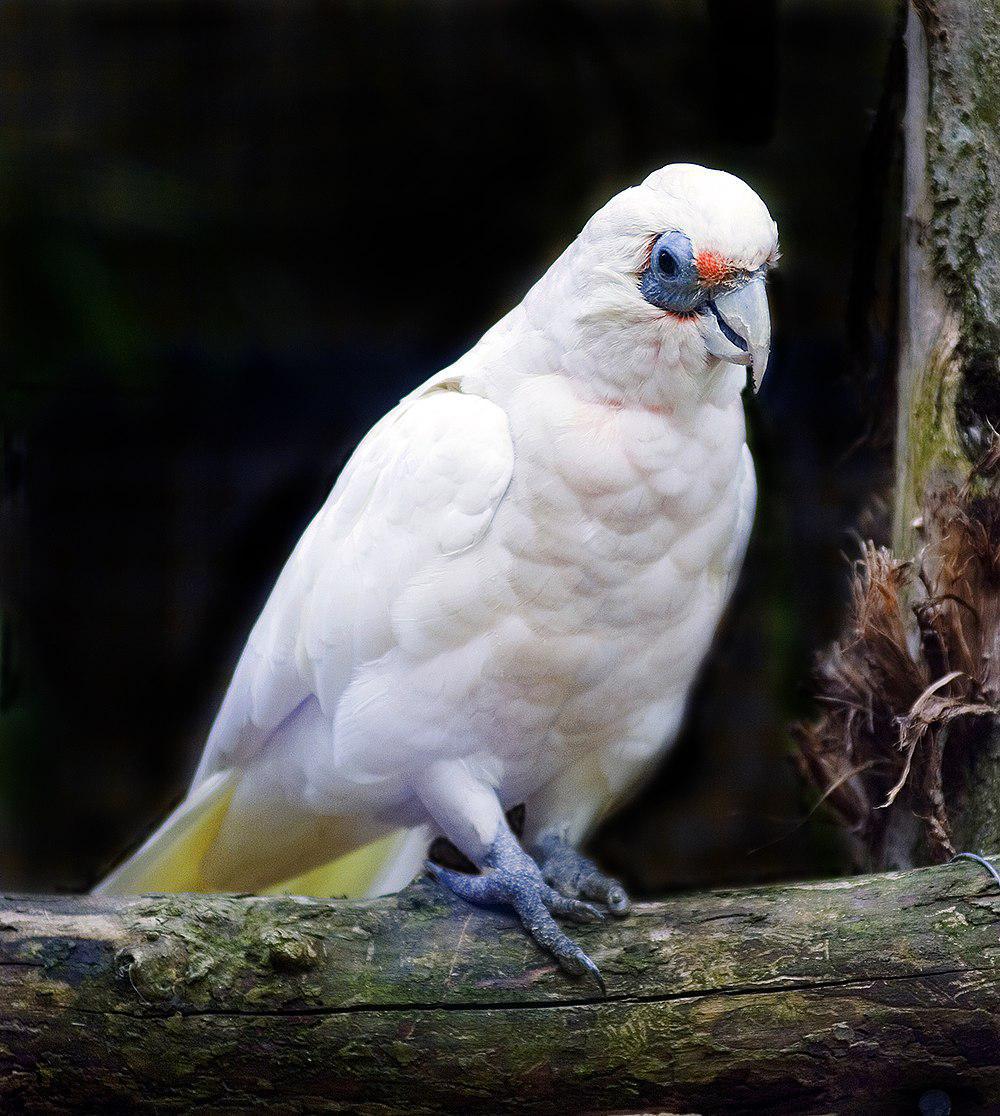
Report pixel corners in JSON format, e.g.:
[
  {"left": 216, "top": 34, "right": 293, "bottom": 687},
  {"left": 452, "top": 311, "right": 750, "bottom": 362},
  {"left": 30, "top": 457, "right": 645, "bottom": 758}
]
[
  {"left": 94, "top": 770, "right": 237, "bottom": 894},
  {"left": 95, "top": 766, "right": 433, "bottom": 900},
  {"left": 261, "top": 822, "right": 433, "bottom": 899}
]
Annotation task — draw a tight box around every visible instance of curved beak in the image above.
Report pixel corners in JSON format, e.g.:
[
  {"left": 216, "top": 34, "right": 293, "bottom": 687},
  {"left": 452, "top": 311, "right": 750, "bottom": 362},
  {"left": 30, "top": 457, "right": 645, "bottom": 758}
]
[{"left": 713, "top": 277, "right": 771, "bottom": 391}]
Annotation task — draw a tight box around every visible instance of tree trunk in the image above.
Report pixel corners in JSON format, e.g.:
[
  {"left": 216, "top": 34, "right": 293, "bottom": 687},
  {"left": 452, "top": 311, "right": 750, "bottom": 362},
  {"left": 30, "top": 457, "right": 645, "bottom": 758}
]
[
  {"left": 896, "top": 0, "right": 1000, "bottom": 545},
  {"left": 2, "top": 863, "right": 1000, "bottom": 1113},
  {"left": 889, "top": 0, "right": 1000, "bottom": 864}
]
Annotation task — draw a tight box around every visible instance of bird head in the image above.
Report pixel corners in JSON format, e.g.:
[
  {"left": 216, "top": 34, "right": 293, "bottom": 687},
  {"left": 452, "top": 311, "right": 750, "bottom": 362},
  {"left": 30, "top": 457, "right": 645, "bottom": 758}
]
[{"left": 533, "top": 164, "right": 779, "bottom": 405}]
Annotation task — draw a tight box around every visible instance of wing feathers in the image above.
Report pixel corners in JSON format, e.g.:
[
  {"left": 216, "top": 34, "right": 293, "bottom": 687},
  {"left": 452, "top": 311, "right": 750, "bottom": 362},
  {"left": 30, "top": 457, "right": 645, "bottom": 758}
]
[{"left": 192, "top": 387, "right": 514, "bottom": 788}]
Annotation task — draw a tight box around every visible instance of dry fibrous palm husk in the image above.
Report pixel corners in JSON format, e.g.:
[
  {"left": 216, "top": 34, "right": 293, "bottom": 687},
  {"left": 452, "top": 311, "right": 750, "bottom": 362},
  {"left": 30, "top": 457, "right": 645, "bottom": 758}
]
[{"left": 794, "top": 476, "right": 1000, "bottom": 865}]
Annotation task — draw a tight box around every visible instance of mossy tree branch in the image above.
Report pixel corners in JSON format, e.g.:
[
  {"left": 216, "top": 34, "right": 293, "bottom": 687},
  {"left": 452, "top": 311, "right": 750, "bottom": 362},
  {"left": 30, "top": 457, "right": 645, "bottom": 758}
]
[{"left": 3, "top": 863, "right": 1000, "bottom": 1113}]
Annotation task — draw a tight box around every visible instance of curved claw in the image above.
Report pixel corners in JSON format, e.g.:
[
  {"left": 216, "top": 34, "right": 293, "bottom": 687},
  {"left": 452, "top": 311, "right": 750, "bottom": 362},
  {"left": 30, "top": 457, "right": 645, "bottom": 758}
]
[
  {"left": 578, "top": 951, "right": 607, "bottom": 996},
  {"left": 425, "top": 838, "right": 608, "bottom": 991},
  {"left": 525, "top": 913, "right": 605, "bottom": 995}
]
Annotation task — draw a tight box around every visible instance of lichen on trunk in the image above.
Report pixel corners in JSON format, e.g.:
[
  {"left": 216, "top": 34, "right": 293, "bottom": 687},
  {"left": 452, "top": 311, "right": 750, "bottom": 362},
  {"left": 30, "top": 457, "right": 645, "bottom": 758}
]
[{"left": 897, "top": 0, "right": 1000, "bottom": 534}]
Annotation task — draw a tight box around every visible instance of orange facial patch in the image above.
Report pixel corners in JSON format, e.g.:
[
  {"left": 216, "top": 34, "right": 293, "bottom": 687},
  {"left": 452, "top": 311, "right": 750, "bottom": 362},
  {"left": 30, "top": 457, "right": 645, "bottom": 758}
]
[{"left": 694, "top": 250, "right": 733, "bottom": 286}]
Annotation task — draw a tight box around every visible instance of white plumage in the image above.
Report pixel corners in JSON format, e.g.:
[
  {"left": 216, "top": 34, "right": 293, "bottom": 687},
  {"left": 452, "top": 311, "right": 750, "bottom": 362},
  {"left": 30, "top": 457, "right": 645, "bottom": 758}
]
[{"left": 99, "top": 164, "right": 778, "bottom": 927}]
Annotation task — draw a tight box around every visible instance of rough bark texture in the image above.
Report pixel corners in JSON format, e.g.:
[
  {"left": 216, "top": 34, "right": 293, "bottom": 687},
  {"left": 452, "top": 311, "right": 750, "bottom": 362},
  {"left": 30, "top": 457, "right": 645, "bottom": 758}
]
[
  {"left": 896, "top": 0, "right": 1000, "bottom": 544},
  {"left": 2, "top": 863, "right": 1000, "bottom": 1113},
  {"left": 890, "top": 0, "right": 1000, "bottom": 865}
]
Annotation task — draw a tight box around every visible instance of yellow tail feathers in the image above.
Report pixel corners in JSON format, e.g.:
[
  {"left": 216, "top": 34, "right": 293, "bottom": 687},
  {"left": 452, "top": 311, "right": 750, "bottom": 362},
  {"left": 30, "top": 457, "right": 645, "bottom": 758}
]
[
  {"left": 261, "top": 829, "right": 418, "bottom": 898},
  {"left": 94, "top": 770, "right": 237, "bottom": 894},
  {"left": 95, "top": 769, "right": 431, "bottom": 900}
]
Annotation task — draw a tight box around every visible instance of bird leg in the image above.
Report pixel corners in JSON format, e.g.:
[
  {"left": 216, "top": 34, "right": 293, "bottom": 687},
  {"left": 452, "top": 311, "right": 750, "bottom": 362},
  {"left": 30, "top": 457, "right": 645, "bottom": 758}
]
[
  {"left": 427, "top": 825, "right": 607, "bottom": 991},
  {"left": 531, "top": 827, "right": 631, "bottom": 917}
]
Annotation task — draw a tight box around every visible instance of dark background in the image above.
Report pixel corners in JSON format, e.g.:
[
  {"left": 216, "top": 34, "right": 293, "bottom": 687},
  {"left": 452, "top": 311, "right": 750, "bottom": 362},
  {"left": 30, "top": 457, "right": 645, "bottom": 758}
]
[{"left": 0, "top": 0, "right": 898, "bottom": 894}]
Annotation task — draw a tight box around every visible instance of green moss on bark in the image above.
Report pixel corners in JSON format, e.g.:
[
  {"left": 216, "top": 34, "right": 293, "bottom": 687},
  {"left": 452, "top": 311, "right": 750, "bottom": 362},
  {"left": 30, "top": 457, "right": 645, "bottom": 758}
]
[
  {"left": 919, "top": 0, "right": 1000, "bottom": 451},
  {"left": 893, "top": 2, "right": 1000, "bottom": 865},
  {"left": 2, "top": 866, "right": 1000, "bottom": 1112}
]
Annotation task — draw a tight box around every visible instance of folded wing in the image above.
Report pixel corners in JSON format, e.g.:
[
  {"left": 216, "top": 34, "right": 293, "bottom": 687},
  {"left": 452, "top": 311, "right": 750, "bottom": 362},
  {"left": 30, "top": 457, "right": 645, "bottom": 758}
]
[{"left": 195, "top": 383, "right": 515, "bottom": 787}]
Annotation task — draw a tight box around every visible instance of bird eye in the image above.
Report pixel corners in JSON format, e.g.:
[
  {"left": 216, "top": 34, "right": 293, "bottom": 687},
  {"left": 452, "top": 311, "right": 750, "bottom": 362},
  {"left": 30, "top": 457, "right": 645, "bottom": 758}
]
[
  {"left": 656, "top": 248, "right": 679, "bottom": 278},
  {"left": 640, "top": 229, "right": 701, "bottom": 313}
]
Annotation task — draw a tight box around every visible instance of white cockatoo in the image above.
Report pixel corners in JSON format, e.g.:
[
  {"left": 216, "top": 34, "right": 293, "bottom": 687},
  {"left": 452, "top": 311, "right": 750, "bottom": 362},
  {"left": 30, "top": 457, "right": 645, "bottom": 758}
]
[{"left": 99, "top": 163, "right": 778, "bottom": 986}]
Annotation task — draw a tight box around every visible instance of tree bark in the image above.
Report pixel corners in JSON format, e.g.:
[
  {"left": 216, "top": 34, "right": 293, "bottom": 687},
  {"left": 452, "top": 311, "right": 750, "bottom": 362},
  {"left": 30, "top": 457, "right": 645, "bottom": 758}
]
[
  {"left": 896, "top": 0, "right": 1000, "bottom": 546},
  {"left": 890, "top": 0, "right": 1000, "bottom": 865},
  {"left": 2, "top": 862, "right": 1000, "bottom": 1113}
]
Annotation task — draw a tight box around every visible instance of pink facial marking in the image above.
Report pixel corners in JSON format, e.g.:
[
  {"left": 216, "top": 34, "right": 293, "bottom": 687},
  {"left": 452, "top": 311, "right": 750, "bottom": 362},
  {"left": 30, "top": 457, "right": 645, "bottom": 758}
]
[
  {"left": 602, "top": 397, "right": 674, "bottom": 418},
  {"left": 695, "top": 250, "right": 733, "bottom": 286}
]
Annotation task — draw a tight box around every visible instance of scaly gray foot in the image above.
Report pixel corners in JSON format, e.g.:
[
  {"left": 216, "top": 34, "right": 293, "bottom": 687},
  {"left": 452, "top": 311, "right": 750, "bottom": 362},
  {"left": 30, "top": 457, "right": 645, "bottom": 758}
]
[
  {"left": 532, "top": 829, "right": 631, "bottom": 917},
  {"left": 427, "top": 827, "right": 606, "bottom": 992}
]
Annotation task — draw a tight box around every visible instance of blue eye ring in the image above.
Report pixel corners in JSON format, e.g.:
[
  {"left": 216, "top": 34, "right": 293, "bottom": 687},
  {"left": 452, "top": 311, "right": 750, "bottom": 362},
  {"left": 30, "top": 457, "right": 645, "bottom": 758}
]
[{"left": 640, "top": 230, "right": 705, "bottom": 314}]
